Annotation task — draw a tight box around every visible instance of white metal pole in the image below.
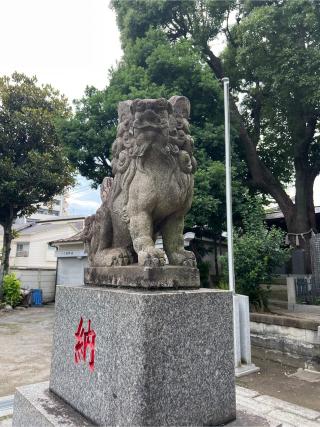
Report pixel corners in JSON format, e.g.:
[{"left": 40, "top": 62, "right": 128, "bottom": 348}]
[{"left": 222, "top": 77, "right": 235, "bottom": 294}]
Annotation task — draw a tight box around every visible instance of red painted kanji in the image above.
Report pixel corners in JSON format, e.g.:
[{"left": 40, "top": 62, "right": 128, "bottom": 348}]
[{"left": 74, "top": 317, "right": 96, "bottom": 372}]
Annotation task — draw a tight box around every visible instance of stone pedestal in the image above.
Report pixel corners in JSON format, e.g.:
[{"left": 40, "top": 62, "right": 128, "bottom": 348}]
[
  {"left": 14, "top": 285, "right": 236, "bottom": 426},
  {"left": 85, "top": 265, "right": 200, "bottom": 289},
  {"left": 233, "top": 294, "right": 260, "bottom": 377}
]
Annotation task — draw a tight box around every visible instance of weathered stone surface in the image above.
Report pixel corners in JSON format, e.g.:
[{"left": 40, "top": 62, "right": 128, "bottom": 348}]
[
  {"left": 49, "top": 285, "right": 236, "bottom": 426},
  {"left": 83, "top": 96, "right": 198, "bottom": 273},
  {"left": 12, "top": 382, "right": 92, "bottom": 427},
  {"left": 84, "top": 265, "right": 200, "bottom": 289}
]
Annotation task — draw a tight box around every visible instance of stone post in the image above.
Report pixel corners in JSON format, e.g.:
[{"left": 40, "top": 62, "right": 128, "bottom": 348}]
[{"left": 287, "top": 276, "right": 296, "bottom": 311}]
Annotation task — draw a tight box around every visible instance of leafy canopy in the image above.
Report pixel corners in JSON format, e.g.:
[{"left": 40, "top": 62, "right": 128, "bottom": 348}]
[
  {"left": 111, "top": 0, "right": 320, "bottom": 229},
  {"left": 0, "top": 72, "right": 75, "bottom": 220},
  {"left": 223, "top": 0, "right": 320, "bottom": 183},
  {"left": 61, "top": 31, "right": 249, "bottom": 235}
]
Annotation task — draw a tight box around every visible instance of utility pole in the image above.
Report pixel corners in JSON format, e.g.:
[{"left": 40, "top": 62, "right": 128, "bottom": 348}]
[{"left": 222, "top": 77, "right": 235, "bottom": 294}]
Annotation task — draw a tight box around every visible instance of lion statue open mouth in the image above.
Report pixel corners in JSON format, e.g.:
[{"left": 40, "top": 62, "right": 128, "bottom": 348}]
[{"left": 84, "top": 96, "right": 197, "bottom": 268}]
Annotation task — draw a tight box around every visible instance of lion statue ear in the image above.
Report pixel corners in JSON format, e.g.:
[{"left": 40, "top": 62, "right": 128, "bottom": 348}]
[
  {"left": 118, "top": 100, "right": 132, "bottom": 122},
  {"left": 130, "top": 98, "right": 142, "bottom": 115},
  {"left": 169, "top": 96, "right": 190, "bottom": 119},
  {"left": 100, "top": 177, "right": 113, "bottom": 202}
]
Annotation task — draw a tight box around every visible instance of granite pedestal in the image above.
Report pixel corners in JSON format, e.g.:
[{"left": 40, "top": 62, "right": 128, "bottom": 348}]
[
  {"left": 84, "top": 265, "right": 200, "bottom": 289},
  {"left": 14, "top": 285, "right": 236, "bottom": 426}
]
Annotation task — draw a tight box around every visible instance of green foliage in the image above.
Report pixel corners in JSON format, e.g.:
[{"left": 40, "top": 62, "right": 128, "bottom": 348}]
[
  {"left": 198, "top": 260, "right": 211, "bottom": 288},
  {"left": 61, "top": 30, "right": 248, "bottom": 240},
  {"left": 223, "top": 0, "right": 320, "bottom": 183},
  {"left": 221, "top": 197, "right": 290, "bottom": 309},
  {"left": 111, "top": 0, "right": 236, "bottom": 48},
  {"left": 0, "top": 73, "right": 75, "bottom": 217},
  {"left": 60, "top": 31, "right": 228, "bottom": 187},
  {"left": 0, "top": 73, "right": 75, "bottom": 283},
  {"left": 112, "top": 0, "right": 320, "bottom": 188},
  {"left": 111, "top": 0, "right": 320, "bottom": 266},
  {"left": 2, "top": 273, "right": 22, "bottom": 307}
]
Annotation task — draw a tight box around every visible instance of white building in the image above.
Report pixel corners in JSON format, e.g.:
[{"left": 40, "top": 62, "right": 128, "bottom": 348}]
[
  {"left": 15, "top": 194, "right": 68, "bottom": 225},
  {"left": 8, "top": 216, "right": 84, "bottom": 269},
  {"left": 50, "top": 233, "right": 87, "bottom": 287},
  {"left": 0, "top": 216, "right": 85, "bottom": 302}
]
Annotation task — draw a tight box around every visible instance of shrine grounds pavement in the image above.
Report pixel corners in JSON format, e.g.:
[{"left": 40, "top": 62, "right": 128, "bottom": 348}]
[{"left": 1, "top": 304, "right": 320, "bottom": 426}]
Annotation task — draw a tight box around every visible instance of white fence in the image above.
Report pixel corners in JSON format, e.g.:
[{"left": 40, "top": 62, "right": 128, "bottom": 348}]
[{"left": 11, "top": 268, "right": 56, "bottom": 303}]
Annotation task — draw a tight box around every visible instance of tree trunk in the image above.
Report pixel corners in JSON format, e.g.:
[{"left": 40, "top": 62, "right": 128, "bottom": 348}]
[
  {"left": 213, "top": 237, "right": 219, "bottom": 279},
  {"left": 0, "top": 210, "right": 15, "bottom": 298},
  {"left": 204, "top": 47, "right": 295, "bottom": 218},
  {"left": 283, "top": 169, "right": 317, "bottom": 274},
  {"left": 204, "top": 47, "right": 318, "bottom": 272}
]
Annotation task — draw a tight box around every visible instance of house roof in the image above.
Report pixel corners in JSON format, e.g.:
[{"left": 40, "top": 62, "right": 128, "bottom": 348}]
[
  {"left": 0, "top": 220, "right": 84, "bottom": 237},
  {"left": 36, "top": 215, "right": 85, "bottom": 223},
  {"left": 49, "top": 230, "right": 84, "bottom": 246},
  {"left": 266, "top": 206, "right": 320, "bottom": 220}
]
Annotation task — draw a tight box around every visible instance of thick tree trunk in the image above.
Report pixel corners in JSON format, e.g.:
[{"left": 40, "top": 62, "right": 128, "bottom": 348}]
[
  {"left": 283, "top": 169, "right": 317, "bottom": 273},
  {"left": 0, "top": 211, "right": 15, "bottom": 298},
  {"left": 204, "top": 47, "right": 295, "bottom": 217},
  {"left": 204, "top": 47, "right": 318, "bottom": 272}
]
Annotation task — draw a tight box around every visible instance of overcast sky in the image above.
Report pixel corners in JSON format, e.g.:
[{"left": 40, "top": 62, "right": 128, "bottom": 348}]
[
  {"left": 1, "top": 0, "right": 319, "bottom": 215},
  {"left": 0, "top": 0, "right": 122, "bottom": 215}
]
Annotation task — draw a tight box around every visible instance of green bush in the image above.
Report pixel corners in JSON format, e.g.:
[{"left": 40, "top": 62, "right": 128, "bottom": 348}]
[
  {"left": 220, "top": 197, "right": 290, "bottom": 310},
  {"left": 3, "top": 273, "right": 22, "bottom": 307},
  {"left": 198, "top": 260, "right": 211, "bottom": 287}
]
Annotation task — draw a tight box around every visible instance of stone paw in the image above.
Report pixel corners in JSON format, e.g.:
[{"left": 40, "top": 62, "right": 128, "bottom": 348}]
[
  {"left": 138, "top": 247, "right": 166, "bottom": 267},
  {"left": 169, "top": 250, "right": 197, "bottom": 267},
  {"left": 103, "top": 248, "right": 133, "bottom": 267}
]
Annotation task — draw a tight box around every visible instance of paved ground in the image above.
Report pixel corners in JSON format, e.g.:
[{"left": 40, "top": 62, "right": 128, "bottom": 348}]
[
  {"left": 1, "top": 304, "right": 320, "bottom": 426},
  {"left": 1, "top": 384, "right": 320, "bottom": 426},
  {"left": 0, "top": 305, "right": 54, "bottom": 397},
  {"left": 238, "top": 352, "right": 320, "bottom": 412},
  {"left": 232, "top": 386, "right": 320, "bottom": 426}
]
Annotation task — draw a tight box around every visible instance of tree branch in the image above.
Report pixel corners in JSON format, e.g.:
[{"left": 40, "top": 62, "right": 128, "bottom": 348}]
[
  {"left": 223, "top": 8, "right": 237, "bottom": 48},
  {"left": 203, "top": 47, "right": 294, "bottom": 218}
]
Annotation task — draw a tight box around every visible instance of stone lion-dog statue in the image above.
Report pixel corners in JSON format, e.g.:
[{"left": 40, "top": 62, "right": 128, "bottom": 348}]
[{"left": 84, "top": 96, "right": 197, "bottom": 269}]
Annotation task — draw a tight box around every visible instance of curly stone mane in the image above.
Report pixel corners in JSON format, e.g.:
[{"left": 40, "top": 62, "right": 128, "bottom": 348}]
[
  {"left": 109, "top": 96, "right": 196, "bottom": 221},
  {"left": 84, "top": 95, "right": 198, "bottom": 269}
]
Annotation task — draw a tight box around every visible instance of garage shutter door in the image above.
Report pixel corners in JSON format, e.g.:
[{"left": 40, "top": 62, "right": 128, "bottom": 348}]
[{"left": 57, "top": 258, "right": 87, "bottom": 286}]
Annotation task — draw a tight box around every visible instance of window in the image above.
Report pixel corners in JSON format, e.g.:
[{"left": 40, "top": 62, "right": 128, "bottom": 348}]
[{"left": 16, "top": 242, "right": 30, "bottom": 257}]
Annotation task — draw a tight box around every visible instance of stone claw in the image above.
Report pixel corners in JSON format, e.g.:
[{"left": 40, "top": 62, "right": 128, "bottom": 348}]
[
  {"left": 95, "top": 248, "right": 133, "bottom": 267},
  {"left": 139, "top": 248, "right": 166, "bottom": 267},
  {"left": 169, "top": 249, "right": 197, "bottom": 267}
]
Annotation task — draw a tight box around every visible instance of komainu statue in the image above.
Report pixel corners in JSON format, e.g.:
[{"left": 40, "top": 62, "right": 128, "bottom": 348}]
[{"left": 84, "top": 96, "right": 197, "bottom": 270}]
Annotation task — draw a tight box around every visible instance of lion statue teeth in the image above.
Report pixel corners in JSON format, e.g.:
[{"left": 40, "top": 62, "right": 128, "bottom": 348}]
[{"left": 84, "top": 96, "right": 197, "bottom": 268}]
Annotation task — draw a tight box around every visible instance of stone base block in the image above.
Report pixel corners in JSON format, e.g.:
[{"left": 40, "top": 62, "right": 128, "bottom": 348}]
[
  {"left": 235, "top": 364, "right": 260, "bottom": 378},
  {"left": 84, "top": 265, "right": 200, "bottom": 289},
  {"left": 12, "top": 382, "right": 92, "bottom": 427},
  {"left": 49, "top": 285, "right": 235, "bottom": 426}
]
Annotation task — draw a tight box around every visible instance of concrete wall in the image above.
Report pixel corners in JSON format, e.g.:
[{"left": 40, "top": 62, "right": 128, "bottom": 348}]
[
  {"left": 11, "top": 268, "right": 56, "bottom": 303},
  {"left": 250, "top": 313, "right": 320, "bottom": 371}
]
